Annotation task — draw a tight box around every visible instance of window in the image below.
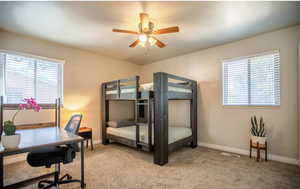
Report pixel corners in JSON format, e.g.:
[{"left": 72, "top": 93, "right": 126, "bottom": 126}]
[
  {"left": 223, "top": 51, "right": 280, "bottom": 106},
  {"left": 0, "top": 52, "right": 63, "bottom": 104}
]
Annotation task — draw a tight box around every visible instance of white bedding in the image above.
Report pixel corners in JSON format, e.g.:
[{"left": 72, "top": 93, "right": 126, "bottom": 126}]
[
  {"left": 106, "top": 82, "right": 191, "bottom": 95},
  {"left": 140, "top": 83, "right": 192, "bottom": 93},
  {"left": 106, "top": 88, "right": 135, "bottom": 95},
  {"left": 107, "top": 123, "right": 192, "bottom": 144}
]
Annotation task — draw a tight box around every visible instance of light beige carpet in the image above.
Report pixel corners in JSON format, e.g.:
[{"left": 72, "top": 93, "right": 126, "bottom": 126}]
[{"left": 4, "top": 144, "right": 300, "bottom": 189}]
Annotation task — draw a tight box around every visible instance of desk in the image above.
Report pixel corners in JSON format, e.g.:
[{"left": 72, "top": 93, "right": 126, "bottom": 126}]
[
  {"left": 0, "top": 127, "right": 85, "bottom": 188},
  {"left": 79, "top": 127, "right": 93, "bottom": 151}
]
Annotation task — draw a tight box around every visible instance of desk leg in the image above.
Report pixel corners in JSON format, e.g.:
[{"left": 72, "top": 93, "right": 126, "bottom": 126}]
[
  {"left": 0, "top": 154, "right": 3, "bottom": 188},
  {"left": 80, "top": 141, "right": 85, "bottom": 188},
  {"left": 90, "top": 138, "right": 94, "bottom": 151}
]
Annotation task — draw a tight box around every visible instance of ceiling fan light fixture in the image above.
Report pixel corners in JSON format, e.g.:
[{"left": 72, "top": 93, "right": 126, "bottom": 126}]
[
  {"left": 138, "top": 34, "right": 148, "bottom": 43},
  {"left": 139, "top": 41, "right": 146, "bottom": 47},
  {"left": 148, "top": 36, "right": 157, "bottom": 46}
]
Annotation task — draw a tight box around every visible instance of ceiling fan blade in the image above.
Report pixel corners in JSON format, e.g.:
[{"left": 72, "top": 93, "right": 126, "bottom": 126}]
[
  {"left": 153, "top": 26, "right": 179, "bottom": 35},
  {"left": 112, "top": 29, "right": 139, "bottom": 35},
  {"left": 152, "top": 37, "right": 166, "bottom": 48},
  {"left": 129, "top": 39, "right": 140, "bottom": 48}
]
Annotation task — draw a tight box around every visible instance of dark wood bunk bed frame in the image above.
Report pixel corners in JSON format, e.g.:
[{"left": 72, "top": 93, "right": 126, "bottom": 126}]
[{"left": 101, "top": 72, "right": 197, "bottom": 165}]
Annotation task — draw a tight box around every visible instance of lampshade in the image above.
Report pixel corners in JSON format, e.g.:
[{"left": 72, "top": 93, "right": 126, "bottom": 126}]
[{"left": 71, "top": 112, "right": 82, "bottom": 116}]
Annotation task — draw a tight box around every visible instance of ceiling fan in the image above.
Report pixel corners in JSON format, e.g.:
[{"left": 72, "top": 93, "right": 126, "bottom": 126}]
[{"left": 112, "top": 13, "right": 179, "bottom": 48}]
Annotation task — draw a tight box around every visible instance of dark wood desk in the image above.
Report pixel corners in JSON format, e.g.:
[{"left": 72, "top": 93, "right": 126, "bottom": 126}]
[
  {"left": 79, "top": 127, "right": 93, "bottom": 151},
  {"left": 0, "top": 127, "right": 85, "bottom": 188}
]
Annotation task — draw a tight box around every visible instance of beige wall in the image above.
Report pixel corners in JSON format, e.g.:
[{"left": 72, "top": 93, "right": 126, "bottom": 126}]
[
  {"left": 0, "top": 29, "right": 140, "bottom": 142},
  {"left": 1, "top": 25, "right": 300, "bottom": 160},
  {"left": 140, "top": 25, "right": 300, "bottom": 159}
]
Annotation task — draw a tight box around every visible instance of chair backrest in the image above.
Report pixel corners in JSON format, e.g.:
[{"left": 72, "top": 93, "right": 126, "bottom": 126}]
[
  {"left": 64, "top": 114, "right": 82, "bottom": 135},
  {"left": 64, "top": 114, "right": 82, "bottom": 153}
]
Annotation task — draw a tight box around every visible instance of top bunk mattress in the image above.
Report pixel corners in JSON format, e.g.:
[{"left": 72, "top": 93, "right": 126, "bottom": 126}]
[
  {"left": 140, "top": 83, "right": 191, "bottom": 93},
  {"left": 107, "top": 123, "right": 192, "bottom": 144},
  {"left": 105, "top": 82, "right": 192, "bottom": 95}
]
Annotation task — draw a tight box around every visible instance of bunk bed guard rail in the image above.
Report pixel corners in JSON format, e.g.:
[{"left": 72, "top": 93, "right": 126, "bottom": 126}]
[{"left": 103, "top": 76, "right": 140, "bottom": 100}]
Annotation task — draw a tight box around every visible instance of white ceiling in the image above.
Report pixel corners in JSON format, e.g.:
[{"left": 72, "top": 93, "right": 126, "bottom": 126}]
[{"left": 0, "top": 1, "right": 300, "bottom": 65}]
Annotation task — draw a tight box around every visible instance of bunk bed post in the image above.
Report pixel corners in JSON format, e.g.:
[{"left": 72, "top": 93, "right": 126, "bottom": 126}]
[
  {"left": 148, "top": 98, "right": 152, "bottom": 150},
  {"left": 191, "top": 81, "right": 198, "bottom": 148},
  {"left": 135, "top": 76, "right": 140, "bottom": 99},
  {"left": 117, "top": 80, "right": 121, "bottom": 98},
  {"left": 153, "top": 72, "right": 169, "bottom": 165},
  {"left": 101, "top": 83, "right": 109, "bottom": 145}
]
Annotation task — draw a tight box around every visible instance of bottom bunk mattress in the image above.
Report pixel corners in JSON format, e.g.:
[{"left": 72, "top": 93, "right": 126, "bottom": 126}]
[{"left": 107, "top": 124, "right": 192, "bottom": 144}]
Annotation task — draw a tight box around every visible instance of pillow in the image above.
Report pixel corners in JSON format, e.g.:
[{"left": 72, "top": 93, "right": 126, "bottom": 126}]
[
  {"left": 107, "top": 120, "right": 135, "bottom": 128},
  {"left": 140, "top": 83, "right": 153, "bottom": 91}
]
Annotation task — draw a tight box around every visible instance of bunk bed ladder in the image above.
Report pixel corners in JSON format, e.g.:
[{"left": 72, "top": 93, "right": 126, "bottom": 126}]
[
  {"left": 135, "top": 98, "right": 153, "bottom": 151},
  {"left": 134, "top": 76, "right": 141, "bottom": 149}
]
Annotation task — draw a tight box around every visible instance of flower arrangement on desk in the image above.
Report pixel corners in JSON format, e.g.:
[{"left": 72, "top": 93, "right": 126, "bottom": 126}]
[{"left": 2, "top": 98, "right": 41, "bottom": 149}]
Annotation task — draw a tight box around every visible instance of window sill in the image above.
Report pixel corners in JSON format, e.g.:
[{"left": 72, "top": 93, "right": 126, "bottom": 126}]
[
  {"left": 16, "top": 122, "right": 56, "bottom": 130},
  {"left": 222, "top": 104, "right": 280, "bottom": 108},
  {"left": 2, "top": 104, "right": 59, "bottom": 110}
]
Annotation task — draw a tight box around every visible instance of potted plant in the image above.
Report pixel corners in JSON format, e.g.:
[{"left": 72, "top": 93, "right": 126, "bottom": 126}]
[
  {"left": 250, "top": 115, "right": 266, "bottom": 145},
  {"left": 2, "top": 98, "right": 41, "bottom": 149}
]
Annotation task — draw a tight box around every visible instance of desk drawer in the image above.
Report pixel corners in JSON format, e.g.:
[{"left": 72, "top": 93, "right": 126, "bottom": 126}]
[{"left": 78, "top": 132, "right": 92, "bottom": 139}]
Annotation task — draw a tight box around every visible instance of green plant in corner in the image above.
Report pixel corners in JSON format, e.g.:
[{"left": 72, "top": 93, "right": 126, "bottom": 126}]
[{"left": 250, "top": 115, "right": 266, "bottom": 137}]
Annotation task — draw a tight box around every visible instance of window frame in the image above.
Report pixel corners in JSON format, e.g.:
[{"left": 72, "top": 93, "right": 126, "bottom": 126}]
[
  {"left": 222, "top": 50, "right": 281, "bottom": 107},
  {"left": 0, "top": 49, "right": 64, "bottom": 109}
]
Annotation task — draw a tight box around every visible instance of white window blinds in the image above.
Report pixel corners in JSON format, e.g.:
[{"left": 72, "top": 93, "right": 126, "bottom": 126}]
[
  {"left": 36, "top": 59, "right": 61, "bottom": 104},
  {"left": 0, "top": 52, "right": 63, "bottom": 104},
  {"left": 223, "top": 51, "right": 280, "bottom": 106}
]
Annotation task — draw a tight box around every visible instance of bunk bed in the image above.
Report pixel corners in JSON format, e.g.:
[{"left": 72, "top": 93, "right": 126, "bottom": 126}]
[{"left": 101, "top": 72, "right": 197, "bottom": 165}]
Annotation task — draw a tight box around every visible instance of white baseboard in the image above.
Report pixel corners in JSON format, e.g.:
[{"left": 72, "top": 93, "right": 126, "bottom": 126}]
[
  {"left": 198, "top": 142, "right": 299, "bottom": 166},
  {"left": 92, "top": 140, "right": 300, "bottom": 166},
  {"left": 93, "top": 140, "right": 101, "bottom": 145}
]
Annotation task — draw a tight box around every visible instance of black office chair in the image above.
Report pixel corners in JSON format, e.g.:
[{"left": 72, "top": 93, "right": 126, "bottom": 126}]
[{"left": 27, "top": 114, "right": 83, "bottom": 189}]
